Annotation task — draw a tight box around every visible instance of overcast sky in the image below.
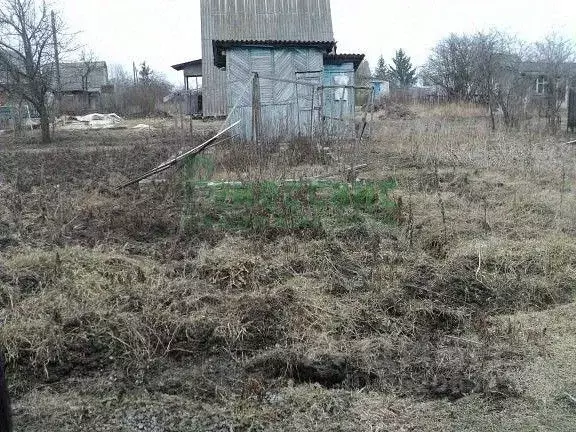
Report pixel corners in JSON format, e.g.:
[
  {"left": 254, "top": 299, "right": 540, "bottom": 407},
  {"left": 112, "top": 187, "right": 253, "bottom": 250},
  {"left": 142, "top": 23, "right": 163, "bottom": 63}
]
[{"left": 54, "top": 0, "right": 575, "bottom": 85}]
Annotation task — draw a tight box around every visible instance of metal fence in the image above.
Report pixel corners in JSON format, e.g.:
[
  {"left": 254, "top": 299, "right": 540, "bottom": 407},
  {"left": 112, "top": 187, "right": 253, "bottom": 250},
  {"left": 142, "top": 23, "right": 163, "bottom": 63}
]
[{"left": 228, "top": 73, "right": 371, "bottom": 142}]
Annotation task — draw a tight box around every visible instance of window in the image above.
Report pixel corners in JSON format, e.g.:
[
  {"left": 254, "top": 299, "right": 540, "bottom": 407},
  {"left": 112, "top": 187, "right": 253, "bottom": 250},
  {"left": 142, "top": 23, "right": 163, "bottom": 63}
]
[
  {"left": 536, "top": 76, "right": 548, "bottom": 94},
  {"left": 333, "top": 75, "right": 349, "bottom": 101}
]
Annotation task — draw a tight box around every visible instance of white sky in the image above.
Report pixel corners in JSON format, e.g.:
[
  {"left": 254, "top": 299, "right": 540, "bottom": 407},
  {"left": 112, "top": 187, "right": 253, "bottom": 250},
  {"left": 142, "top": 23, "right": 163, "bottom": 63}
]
[{"left": 54, "top": 0, "right": 576, "bottom": 85}]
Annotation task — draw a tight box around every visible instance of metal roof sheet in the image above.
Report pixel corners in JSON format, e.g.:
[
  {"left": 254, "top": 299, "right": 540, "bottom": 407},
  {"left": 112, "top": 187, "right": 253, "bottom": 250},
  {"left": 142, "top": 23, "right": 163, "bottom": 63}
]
[
  {"left": 212, "top": 40, "right": 336, "bottom": 68},
  {"left": 324, "top": 54, "right": 365, "bottom": 71},
  {"left": 171, "top": 59, "right": 202, "bottom": 71}
]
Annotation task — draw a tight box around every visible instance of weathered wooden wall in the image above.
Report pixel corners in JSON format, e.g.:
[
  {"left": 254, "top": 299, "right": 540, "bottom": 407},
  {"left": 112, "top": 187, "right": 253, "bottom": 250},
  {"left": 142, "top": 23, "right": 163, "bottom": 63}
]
[
  {"left": 201, "top": 0, "right": 334, "bottom": 117},
  {"left": 226, "top": 46, "right": 324, "bottom": 139}
]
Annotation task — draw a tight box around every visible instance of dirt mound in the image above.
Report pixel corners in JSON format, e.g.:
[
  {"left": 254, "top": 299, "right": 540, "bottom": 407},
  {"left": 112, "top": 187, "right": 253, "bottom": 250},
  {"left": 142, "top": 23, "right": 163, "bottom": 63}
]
[{"left": 377, "top": 102, "right": 417, "bottom": 120}]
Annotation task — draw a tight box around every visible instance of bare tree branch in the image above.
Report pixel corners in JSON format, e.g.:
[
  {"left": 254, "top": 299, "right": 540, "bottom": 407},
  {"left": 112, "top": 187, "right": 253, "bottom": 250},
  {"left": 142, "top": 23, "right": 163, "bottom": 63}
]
[{"left": 0, "top": 0, "right": 73, "bottom": 143}]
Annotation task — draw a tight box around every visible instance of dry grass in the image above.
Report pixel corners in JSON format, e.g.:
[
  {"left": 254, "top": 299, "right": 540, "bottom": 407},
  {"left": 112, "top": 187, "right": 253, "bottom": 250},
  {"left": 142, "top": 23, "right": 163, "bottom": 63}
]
[{"left": 1, "top": 107, "right": 576, "bottom": 430}]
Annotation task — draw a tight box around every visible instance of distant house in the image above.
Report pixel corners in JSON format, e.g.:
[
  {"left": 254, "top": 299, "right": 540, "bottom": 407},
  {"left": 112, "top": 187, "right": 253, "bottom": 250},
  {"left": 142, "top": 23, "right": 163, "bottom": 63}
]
[
  {"left": 0, "top": 62, "right": 10, "bottom": 106},
  {"left": 172, "top": 0, "right": 365, "bottom": 139},
  {"left": 371, "top": 79, "right": 391, "bottom": 101},
  {"left": 171, "top": 59, "right": 202, "bottom": 90},
  {"left": 520, "top": 61, "right": 576, "bottom": 110},
  {"left": 57, "top": 61, "right": 112, "bottom": 114},
  {"left": 171, "top": 59, "right": 203, "bottom": 116}
]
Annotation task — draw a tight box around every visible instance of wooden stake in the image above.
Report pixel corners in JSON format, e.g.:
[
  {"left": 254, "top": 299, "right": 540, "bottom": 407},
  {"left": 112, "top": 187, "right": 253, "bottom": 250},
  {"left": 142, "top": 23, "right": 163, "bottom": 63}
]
[
  {"left": 309, "top": 86, "right": 316, "bottom": 138},
  {"left": 252, "top": 73, "right": 262, "bottom": 144},
  {"left": 117, "top": 121, "right": 240, "bottom": 189}
]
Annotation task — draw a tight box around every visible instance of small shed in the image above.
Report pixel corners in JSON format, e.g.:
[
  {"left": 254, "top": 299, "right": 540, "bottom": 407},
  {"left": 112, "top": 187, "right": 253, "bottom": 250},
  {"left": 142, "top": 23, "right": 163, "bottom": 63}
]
[
  {"left": 171, "top": 59, "right": 203, "bottom": 116},
  {"left": 371, "top": 79, "right": 391, "bottom": 100}
]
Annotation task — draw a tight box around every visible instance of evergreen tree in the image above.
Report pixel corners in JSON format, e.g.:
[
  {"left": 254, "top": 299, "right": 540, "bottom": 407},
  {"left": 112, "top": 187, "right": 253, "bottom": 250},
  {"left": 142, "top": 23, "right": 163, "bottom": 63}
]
[
  {"left": 138, "top": 61, "right": 153, "bottom": 86},
  {"left": 389, "top": 49, "right": 417, "bottom": 88},
  {"left": 374, "top": 55, "right": 389, "bottom": 80}
]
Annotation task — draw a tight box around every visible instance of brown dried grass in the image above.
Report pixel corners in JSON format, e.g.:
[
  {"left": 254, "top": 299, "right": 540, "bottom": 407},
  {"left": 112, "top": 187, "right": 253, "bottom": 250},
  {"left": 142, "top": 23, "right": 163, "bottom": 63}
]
[{"left": 2, "top": 107, "right": 576, "bottom": 430}]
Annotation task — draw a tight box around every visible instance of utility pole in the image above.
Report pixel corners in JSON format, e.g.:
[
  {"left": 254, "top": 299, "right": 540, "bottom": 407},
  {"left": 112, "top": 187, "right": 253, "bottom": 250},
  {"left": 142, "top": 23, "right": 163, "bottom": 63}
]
[{"left": 51, "top": 11, "right": 61, "bottom": 107}]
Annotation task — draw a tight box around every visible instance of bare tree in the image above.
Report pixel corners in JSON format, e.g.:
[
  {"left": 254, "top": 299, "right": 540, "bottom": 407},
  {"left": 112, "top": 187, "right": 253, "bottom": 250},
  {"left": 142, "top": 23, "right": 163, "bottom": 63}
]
[
  {"left": 355, "top": 59, "right": 372, "bottom": 106},
  {"left": 423, "top": 33, "right": 476, "bottom": 101},
  {"left": 424, "top": 31, "right": 534, "bottom": 129},
  {"left": 77, "top": 50, "right": 98, "bottom": 92},
  {"left": 103, "top": 63, "right": 172, "bottom": 116},
  {"left": 471, "top": 31, "right": 531, "bottom": 129},
  {"left": 0, "top": 0, "right": 65, "bottom": 143},
  {"left": 109, "top": 64, "right": 131, "bottom": 87}
]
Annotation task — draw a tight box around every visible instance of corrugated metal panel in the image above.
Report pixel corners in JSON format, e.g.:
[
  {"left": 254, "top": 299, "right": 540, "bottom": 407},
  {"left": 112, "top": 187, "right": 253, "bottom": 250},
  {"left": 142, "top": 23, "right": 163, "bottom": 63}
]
[{"left": 201, "top": 0, "right": 334, "bottom": 117}]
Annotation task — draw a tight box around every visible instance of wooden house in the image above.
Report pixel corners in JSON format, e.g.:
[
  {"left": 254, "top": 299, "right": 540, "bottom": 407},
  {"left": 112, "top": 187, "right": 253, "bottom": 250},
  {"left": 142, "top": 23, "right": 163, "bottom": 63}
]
[
  {"left": 201, "top": 0, "right": 335, "bottom": 119},
  {"left": 171, "top": 59, "right": 203, "bottom": 116},
  {"left": 172, "top": 0, "right": 364, "bottom": 139},
  {"left": 516, "top": 61, "right": 576, "bottom": 112},
  {"left": 58, "top": 61, "right": 112, "bottom": 114}
]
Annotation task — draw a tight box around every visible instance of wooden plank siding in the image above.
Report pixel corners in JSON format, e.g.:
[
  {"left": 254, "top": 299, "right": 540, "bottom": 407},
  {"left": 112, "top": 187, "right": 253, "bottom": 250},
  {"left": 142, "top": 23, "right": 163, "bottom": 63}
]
[
  {"left": 226, "top": 46, "right": 324, "bottom": 139},
  {"left": 201, "top": 0, "right": 334, "bottom": 117}
]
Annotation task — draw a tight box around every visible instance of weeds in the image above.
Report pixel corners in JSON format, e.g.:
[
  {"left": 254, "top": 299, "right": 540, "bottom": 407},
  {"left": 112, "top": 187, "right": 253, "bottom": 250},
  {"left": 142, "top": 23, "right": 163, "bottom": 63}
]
[
  {"left": 2, "top": 105, "right": 576, "bottom": 431},
  {"left": 182, "top": 179, "right": 397, "bottom": 235}
]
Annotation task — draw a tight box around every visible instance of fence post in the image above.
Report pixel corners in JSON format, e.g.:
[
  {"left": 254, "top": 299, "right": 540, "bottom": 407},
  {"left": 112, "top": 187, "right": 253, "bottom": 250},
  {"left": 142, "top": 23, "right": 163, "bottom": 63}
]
[
  {"left": 252, "top": 73, "right": 262, "bottom": 144},
  {"left": 568, "top": 88, "right": 576, "bottom": 133},
  {"left": 188, "top": 92, "right": 194, "bottom": 139},
  {"left": 309, "top": 86, "right": 315, "bottom": 138}
]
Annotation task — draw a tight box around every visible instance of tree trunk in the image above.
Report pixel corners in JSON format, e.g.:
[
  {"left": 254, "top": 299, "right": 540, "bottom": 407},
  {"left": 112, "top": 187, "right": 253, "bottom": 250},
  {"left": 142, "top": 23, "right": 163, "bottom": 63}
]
[
  {"left": 489, "top": 98, "right": 496, "bottom": 131},
  {"left": 39, "top": 105, "right": 51, "bottom": 144}
]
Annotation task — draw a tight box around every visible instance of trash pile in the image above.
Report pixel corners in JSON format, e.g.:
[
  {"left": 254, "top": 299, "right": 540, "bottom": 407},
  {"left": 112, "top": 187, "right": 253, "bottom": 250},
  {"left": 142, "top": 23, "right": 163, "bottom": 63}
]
[{"left": 60, "top": 113, "right": 125, "bottom": 130}]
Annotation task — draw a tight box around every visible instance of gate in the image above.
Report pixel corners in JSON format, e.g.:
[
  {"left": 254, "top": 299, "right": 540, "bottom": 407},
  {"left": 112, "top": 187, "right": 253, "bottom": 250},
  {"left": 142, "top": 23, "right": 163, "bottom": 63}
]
[{"left": 295, "top": 70, "right": 322, "bottom": 137}]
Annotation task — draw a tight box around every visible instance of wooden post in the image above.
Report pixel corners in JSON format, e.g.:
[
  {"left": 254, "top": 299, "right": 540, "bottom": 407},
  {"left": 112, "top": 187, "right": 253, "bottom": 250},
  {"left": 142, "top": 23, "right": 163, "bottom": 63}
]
[
  {"left": 319, "top": 85, "right": 325, "bottom": 138},
  {"left": 180, "top": 98, "right": 185, "bottom": 129},
  {"left": 252, "top": 73, "right": 262, "bottom": 144},
  {"left": 368, "top": 87, "right": 375, "bottom": 139},
  {"left": 51, "top": 11, "right": 61, "bottom": 128},
  {"left": 309, "top": 86, "right": 315, "bottom": 138},
  {"left": 350, "top": 91, "right": 371, "bottom": 183},
  {"left": 295, "top": 78, "right": 301, "bottom": 136},
  {"left": 568, "top": 88, "right": 576, "bottom": 133},
  {"left": 189, "top": 93, "right": 194, "bottom": 138},
  {"left": 174, "top": 99, "right": 178, "bottom": 129}
]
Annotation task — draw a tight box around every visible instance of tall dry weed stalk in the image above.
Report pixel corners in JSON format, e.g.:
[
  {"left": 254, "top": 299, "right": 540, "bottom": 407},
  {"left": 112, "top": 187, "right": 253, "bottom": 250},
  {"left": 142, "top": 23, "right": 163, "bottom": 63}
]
[{"left": 434, "top": 161, "right": 448, "bottom": 247}]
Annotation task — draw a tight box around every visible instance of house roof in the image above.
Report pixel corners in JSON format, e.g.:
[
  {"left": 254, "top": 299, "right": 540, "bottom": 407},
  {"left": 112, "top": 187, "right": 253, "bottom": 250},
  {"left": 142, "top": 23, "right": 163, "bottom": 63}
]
[
  {"left": 171, "top": 59, "right": 202, "bottom": 71},
  {"left": 520, "top": 61, "right": 576, "bottom": 76},
  {"left": 58, "top": 61, "right": 109, "bottom": 92},
  {"left": 212, "top": 39, "right": 336, "bottom": 68},
  {"left": 203, "top": 0, "right": 334, "bottom": 44},
  {"left": 324, "top": 54, "right": 365, "bottom": 71}
]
